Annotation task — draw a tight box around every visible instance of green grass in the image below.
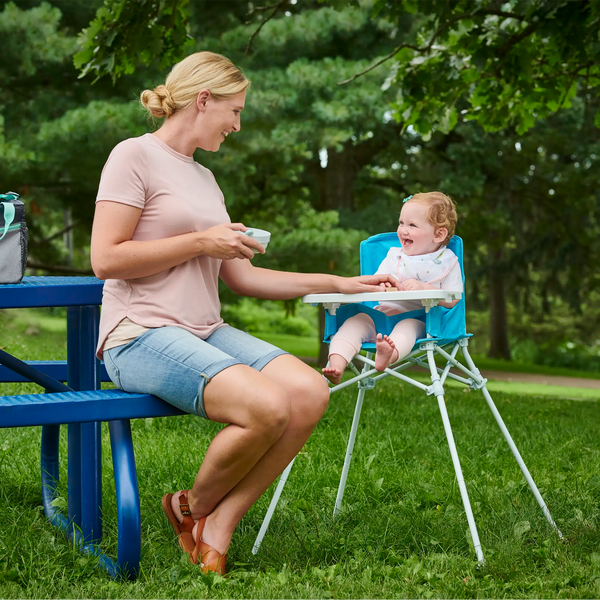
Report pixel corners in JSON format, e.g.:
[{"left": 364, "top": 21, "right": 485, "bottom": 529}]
[
  {"left": 254, "top": 332, "right": 320, "bottom": 359},
  {"left": 2, "top": 377, "right": 600, "bottom": 598},
  {"left": 2, "top": 312, "right": 600, "bottom": 597}
]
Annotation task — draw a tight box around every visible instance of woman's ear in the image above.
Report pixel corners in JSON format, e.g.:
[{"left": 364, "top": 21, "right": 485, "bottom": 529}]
[
  {"left": 196, "top": 90, "right": 211, "bottom": 112},
  {"left": 434, "top": 227, "right": 448, "bottom": 243}
]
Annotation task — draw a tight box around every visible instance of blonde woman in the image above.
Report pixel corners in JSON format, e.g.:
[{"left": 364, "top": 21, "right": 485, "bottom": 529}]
[{"left": 90, "top": 51, "right": 396, "bottom": 574}]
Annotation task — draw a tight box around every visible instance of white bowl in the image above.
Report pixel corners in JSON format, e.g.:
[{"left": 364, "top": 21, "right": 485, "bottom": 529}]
[{"left": 244, "top": 227, "right": 271, "bottom": 251}]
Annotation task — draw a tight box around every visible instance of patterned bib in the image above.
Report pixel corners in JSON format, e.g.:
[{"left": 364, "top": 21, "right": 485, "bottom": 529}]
[{"left": 396, "top": 246, "right": 458, "bottom": 284}]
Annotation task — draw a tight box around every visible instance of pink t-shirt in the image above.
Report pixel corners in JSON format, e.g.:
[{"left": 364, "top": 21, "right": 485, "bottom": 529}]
[{"left": 95, "top": 133, "right": 230, "bottom": 358}]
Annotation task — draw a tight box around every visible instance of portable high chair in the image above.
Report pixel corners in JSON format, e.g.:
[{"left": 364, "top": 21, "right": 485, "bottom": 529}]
[{"left": 252, "top": 233, "right": 562, "bottom": 564}]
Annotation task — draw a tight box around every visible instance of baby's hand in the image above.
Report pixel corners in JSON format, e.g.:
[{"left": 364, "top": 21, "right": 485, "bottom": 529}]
[{"left": 400, "top": 279, "right": 425, "bottom": 291}]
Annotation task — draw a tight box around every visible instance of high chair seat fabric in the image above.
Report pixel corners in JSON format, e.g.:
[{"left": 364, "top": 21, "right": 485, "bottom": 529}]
[{"left": 252, "top": 232, "right": 562, "bottom": 565}]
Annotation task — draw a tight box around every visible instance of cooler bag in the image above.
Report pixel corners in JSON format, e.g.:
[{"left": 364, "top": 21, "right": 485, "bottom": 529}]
[{"left": 0, "top": 192, "right": 28, "bottom": 283}]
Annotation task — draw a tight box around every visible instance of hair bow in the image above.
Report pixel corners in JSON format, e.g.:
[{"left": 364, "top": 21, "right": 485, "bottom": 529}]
[{"left": 402, "top": 195, "right": 413, "bottom": 203}]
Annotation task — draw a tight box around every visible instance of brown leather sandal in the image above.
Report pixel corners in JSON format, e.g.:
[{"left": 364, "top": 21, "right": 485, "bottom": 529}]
[
  {"left": 161, "top": 490, "right": 197, "bottom": 555},
  {"left": 190, "top": 516, "right": 227, "bottom": 575}
]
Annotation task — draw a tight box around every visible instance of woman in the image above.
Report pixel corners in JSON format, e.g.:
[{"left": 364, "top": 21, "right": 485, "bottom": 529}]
[{"left": 90, "top": 51, "right": 396, "bottom": 575}]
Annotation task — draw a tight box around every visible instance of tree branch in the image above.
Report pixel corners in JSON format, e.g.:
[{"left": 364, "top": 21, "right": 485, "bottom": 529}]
[
  {"left": 338, "top": 7, "right": 532, "bottom": 87},
  {"left": 337, "top": 42, "right": 421, "bottom": 86},
  {"left": 246, "top": 1, "right": 286, "bottom": 18},
  {"left": 29, "top": 221, "right": 81, "bottom": 247},
  {"left": 245, "top": 0, "right": 287, "bottom": 55},
  {"left": 27, "top": 261, "right": 94, "bottom": 275}
]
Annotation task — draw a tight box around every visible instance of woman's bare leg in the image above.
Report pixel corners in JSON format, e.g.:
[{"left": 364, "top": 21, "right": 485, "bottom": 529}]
[
  {"left": 176, "top": 355, "right": 329, "bottom": 554},
  {"left": 169, "top": 363, "right": 291, "bottom": 522}
]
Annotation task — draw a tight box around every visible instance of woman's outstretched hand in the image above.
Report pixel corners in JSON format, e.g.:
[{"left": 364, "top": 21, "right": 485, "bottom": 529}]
[
  {"left": 335, "top": 274, "right": 401, "bottom": 294},
  {"left": 199, "top": 223, "right": 264, "bottom": 260}
]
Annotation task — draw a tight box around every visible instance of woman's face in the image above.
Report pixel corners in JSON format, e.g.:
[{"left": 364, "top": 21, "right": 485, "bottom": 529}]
[
  {"left": 397, "top": 202, "right": 446, "bottom": 256},
  {"left": 197, "top": 90, "right": 246, "bottom": 152}
]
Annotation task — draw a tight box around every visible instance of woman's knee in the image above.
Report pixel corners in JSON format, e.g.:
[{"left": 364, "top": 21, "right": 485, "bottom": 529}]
[
  {"left": 288, "top": 369, "right": 330, "bottom": 427},
  {"left": 203, "top": 365, "right": 290, "bottom": 434},
  {"left": 246, "top": 381, "right": 291, "bottom": 436}
]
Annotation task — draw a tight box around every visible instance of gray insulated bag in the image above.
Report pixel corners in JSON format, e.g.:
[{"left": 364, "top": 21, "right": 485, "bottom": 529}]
[{"left": 0, "top": 192, "right": 28, "bottom": 283}]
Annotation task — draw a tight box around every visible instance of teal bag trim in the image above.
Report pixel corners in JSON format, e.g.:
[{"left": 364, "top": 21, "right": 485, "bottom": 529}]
[
  {"left": 0, "top": 202, "right": 16, "bottom": 241},
  {"left": 0, "top": 193, "right": 19, "bottom": 201}
]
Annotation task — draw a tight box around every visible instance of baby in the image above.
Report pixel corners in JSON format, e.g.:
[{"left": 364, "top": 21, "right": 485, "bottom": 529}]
[{"left": 323, "top": 192, "right": 462, "bottom": 384}]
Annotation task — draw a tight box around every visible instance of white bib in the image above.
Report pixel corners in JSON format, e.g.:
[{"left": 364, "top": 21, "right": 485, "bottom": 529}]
[{"left": 395, "top": 246, "right": 459, "bottom": 284}]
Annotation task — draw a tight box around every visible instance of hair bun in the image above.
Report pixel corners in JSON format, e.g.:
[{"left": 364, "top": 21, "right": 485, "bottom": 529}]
[{"left": 140, "top": 85, "right": 176, "bottom": 118}]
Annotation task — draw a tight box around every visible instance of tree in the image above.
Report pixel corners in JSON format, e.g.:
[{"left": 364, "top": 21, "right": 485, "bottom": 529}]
[
  {"left": 75, "top": 0, "right": 600, "bottom": 138},
  {"left": 0, "top": 0, "right": 147, "bottom": 272},
  {"left": 380, "top": 95, "right": 600, "bottom": 359}
]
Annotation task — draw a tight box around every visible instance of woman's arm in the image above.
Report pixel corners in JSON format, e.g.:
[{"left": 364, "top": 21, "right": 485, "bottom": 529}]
[
  {"left": 219, "top": 258, "right": 399, "bottom": 300},
  {"left": 91, "top": 201, "right": 264, "bottom": 280}
]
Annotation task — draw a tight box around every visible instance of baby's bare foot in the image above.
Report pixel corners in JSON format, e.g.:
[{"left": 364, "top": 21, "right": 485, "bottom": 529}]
[
  {"left": 375, "top": 334, "right": 398, "bottom": 371},
  {"left": 322, "top": 366, "right": 343, "bottom": 385}
]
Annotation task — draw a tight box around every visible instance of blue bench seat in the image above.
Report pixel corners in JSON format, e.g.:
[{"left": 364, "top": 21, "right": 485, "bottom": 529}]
[{"left": 0, "top": 388, "right": 185, "bottom": 427}]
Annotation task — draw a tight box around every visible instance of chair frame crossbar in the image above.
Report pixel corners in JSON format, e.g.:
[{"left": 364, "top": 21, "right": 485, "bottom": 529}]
[{"left": 252, "top": 336, "right": 563, "bottom": 564}]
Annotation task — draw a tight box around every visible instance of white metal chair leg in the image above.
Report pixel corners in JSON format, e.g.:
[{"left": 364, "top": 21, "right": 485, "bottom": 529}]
[
  {"left": 252, "top": 457, "right": 296, "bottom": 555},
  {"left": 460, "top": 345, "right": 563, "bottom": 537},
  {"left": 333, "top": 355, "right": 372, "bottom": 519},
  {"left": 427, "top": 350, "right": 485, "bottom": 565},
  {"left": 480, "top": 384, "right": 562, "bottom": 536}
]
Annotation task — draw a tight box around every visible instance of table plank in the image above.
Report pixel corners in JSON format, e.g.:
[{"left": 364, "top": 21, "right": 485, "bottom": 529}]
[{"left": 0, "top": 276, "right": 104, "bottom": 308}]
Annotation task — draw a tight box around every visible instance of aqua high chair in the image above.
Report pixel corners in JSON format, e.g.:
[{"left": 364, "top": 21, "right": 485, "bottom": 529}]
[{"left": 252, "top": 233, "right": 562, "bottom": 565}]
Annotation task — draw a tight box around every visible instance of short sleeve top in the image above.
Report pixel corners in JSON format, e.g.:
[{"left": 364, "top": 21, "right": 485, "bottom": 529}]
[{"left": 95, "top": 134, "right": 230, "bottom": 358}]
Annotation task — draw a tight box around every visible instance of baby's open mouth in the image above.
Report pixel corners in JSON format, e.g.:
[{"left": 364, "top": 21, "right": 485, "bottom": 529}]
[{"left": 402, "top": 239, "right": 413, "bottom": 246}]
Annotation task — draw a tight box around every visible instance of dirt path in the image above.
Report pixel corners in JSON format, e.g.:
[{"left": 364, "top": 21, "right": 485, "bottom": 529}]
[{"left": 478, "top": 370, "right": 600, "bottom": 389}]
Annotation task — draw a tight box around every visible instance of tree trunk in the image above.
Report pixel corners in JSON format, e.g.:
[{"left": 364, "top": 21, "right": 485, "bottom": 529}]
[
  {"left": 317, "top": 141, "right": 357, "bottom": 211},
  {"left": 488, "top": 260, "right": 511, "bottom": 360}
]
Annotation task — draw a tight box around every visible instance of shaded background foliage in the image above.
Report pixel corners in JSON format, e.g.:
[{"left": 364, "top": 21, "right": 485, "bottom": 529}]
[{"left": 1, "top": 0, "right": 599, "bottom": 366}]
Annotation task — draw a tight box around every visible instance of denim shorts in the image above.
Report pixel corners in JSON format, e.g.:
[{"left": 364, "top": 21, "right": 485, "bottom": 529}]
[{"left": 103, "top": 325, "right": 288, "bottom": 420}]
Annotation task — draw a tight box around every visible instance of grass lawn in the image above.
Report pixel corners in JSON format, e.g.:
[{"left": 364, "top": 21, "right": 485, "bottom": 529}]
[{"left": 2, "top": 311, "right": 600, "bottom": 597}]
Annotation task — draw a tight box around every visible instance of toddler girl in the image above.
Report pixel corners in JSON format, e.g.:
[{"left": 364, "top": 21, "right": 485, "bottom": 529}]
[{"left": 323, "top": 192, "right": 462, "bottom": 384}]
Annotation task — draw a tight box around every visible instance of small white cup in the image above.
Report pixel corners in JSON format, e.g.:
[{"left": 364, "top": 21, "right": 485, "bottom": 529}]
[{"left": 244, "top": 227, "right": 271, "bottom": 252}]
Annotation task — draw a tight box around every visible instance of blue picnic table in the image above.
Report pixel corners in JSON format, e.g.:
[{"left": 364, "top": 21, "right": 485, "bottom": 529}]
[{"left": 0, "top": 276, "right": 185, "bottom": 579}]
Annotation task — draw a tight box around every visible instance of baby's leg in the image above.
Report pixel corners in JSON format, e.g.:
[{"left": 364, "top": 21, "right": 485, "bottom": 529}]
[
  {"left": 388, "top": 318, "right": 426, "bottom": 362},
  {"left": 324, "top": 313, "right": 376, "bottom": 384}
]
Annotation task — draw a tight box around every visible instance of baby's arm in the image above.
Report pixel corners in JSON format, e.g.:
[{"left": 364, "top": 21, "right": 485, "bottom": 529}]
[{"left": 400, "top": 262, "right": 462, "bottom": 309}]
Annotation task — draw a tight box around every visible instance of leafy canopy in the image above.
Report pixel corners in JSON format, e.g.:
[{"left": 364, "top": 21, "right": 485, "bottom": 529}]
[
  {"left": 369, "top": 0, "right": 600, "bottom": 135},
  {"left": 73, "top": 0, "right": 600, "bottom": 136}
]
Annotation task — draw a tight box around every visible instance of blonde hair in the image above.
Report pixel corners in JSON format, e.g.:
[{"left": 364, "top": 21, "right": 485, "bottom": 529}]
[
  {"left": 405, "top": 191, "right": 457, "bottom": 245},
  {"left": 140, "top": 51, "right": 251, "bottom": 118}
]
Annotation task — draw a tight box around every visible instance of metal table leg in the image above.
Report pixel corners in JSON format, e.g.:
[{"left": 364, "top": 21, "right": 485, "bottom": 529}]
[{"left": 78, "top": 306, "right": 102, "bottom": 544}]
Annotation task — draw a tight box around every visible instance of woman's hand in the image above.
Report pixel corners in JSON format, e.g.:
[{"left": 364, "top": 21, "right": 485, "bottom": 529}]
[
  {"left": 335, "top": 274, "right": 401, "bottom": 294},
  {"left": 199, "top": 223, "right": 265, "bottom": 260}
]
